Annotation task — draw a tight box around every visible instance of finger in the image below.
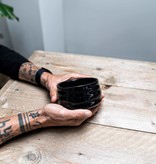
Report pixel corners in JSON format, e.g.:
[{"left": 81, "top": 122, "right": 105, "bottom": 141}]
[
  {"left": 63, "top": 109, "right": 92, "bottom": 120},
  {"left": 51, "top": 94, "right": 57, "bottom": 103},
  {"left": 91, "top": 106, "right": 101, "bottom": 115},
  {"left": 101, "top": 94, "right": 105, "bottom": 99},
  {"left": 68, "top": 73, "right": 90, "bottom": 79},
  {"left": 67, "top": 109, "right": 95, "bottom": 126},
  {"left": 90, "top": 99, "right": 104, "bottom": 115},
  {"left": 49, "top": 87, "right": 57, "bottom": 102},
  {"left": 56, "top": 118, "right": 85, "bottom": 126}
]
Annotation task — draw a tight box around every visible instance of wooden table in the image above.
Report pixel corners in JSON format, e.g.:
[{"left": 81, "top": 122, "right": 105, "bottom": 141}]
[{"left": 0, "top": 51, "right": 156, "bottom": 163}]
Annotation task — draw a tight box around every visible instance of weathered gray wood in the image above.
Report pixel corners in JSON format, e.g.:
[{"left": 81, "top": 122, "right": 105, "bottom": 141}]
[
  {"left": 30, "top": 51, "right": 156, "bottom": 91},
  {"left": 0, "top": 70, "right": 156, "bottom": 133},
  {"left": 0, "top": 80, "right": 49, "bottom": 113},
  {"left": 90, "top": 85, "right": 156, "bottom": 133},
  {"left": 0, "top": 51, "right": 156, "bottom": 163},
  {"left": 0, "top": 80, "right": 156, "bottom": 133},
  {"left": 0, "top": 124, "right": 156, "bottom": 164}
]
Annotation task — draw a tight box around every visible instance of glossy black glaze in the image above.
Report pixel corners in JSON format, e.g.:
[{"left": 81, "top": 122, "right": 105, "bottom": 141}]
[{"left": 57, "top": 78, "right": 102, "bottom": 109}]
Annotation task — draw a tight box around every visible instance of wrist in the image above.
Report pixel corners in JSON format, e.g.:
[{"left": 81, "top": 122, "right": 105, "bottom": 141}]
[
  {"left": 38, "top": 108, "right": 52, "bottom": 127},
  {"left": 26, "top": 109, "right": 49, "bottom": 130},
  {"left": 35, "top": 67, "right": 52, "bottom": 86},
  {"left": 40, "top": 72, "right": 52, "bottom": 88}
]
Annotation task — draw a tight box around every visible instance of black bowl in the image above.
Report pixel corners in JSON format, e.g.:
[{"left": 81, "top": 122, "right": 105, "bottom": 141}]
[{"left": 57, "top": 77, "right": 102, "bottom": 109}]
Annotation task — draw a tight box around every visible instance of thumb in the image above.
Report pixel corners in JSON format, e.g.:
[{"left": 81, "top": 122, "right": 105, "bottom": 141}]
[
  {"left": 83, "top": 110, "right": 92, "bottom": 119},
  {"left": 50, "top": 88, "right": 57, "bottom": 102}
]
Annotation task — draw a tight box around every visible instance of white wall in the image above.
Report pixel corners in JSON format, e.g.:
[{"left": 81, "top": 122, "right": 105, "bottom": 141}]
[
  {"left": 2, "top": 0, "right": 156, "bottom": 61},
  {"left": 64, "top": 0, "right": 156, "bottom": 61},
  {"left": 39, "top": 0, "right": 64, "bottom": 52},
  {"left": 3, "top": 0, "right": 64, "bottom": 58},
  {"left": 3, "top": 0, "right": 44, "bottom": 58},
  {"left": 0, "top": 19, "right": 12, "bottom": 48}
]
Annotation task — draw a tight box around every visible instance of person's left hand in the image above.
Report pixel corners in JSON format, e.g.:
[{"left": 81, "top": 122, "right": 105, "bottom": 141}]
[
  {"left": 40, "top": 72, "right": 89, "bottom": 102},
  {"left": 39, "top": 98, "right": 104, "bottom": 127}
]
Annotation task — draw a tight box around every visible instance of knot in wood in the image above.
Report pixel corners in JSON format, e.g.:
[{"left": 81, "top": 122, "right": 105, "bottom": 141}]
[
  {"left": 105, "top": 76, "right": 116, "bottom": 85},
  {"left": 26, "top": 152, "right": 38, "bottom": 161},
  {"left": 27, "top": 153, "right": 36, "bottom": 161},
  {"left": 0, "top": 97, "right": 7, "bottom": 106}
]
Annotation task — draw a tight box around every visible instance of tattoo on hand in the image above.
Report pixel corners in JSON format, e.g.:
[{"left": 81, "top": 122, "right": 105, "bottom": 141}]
[
  {"left": 33, "top": 121, "right": 41, "bottom": 127},
  {"left": 29, "top": 112, "right": 40, "bottom": 119}
]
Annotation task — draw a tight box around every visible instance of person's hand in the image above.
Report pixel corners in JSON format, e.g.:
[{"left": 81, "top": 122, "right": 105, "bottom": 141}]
[
  {"left": 39, "top": 102, "right": 103, "bottom": 127},
  {"left": 40, "top": 72, "right": 89, "bottom": 102},
  {"left": 0, "top": 99, "right": 103, "bottom": 145}
]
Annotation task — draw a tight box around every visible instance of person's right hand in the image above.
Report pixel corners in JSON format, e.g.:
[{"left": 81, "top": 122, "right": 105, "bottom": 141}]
[
  {"left": 40, "top": 73, "right": 89, "bottom": 103},
  {"left": 39, "top": 102, "right": 102, "bottom": 127}
]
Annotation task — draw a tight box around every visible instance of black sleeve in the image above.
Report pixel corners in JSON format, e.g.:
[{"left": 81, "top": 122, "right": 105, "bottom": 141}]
[{"left": 0, "top": 45, "right": 29, "bottom": 80}]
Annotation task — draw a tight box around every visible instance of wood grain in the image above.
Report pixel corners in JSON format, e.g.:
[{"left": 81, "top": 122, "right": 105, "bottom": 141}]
[
  {"left": 0, "top": 51, "right": 156, "bottom": 133},
  {"left": 0, "top": 51, "right": 156, "bottom": 163},
  {"left": 30, "top": 51, "right": 156, "bottom": 91},
  {"left": 0, "top": 80, "right": 156, "bottom": 133},
  {"left": 0, "top": 124, "right": 156, "bottom": 163}
]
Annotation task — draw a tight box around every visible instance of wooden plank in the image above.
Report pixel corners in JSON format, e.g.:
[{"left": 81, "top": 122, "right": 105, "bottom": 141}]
[
  {"left": 0, "top": 123, "right": 156, "bottom": 163},
  {"left": 0, "top": 79, "right": 156, "bottom": 133},
  {"left": 0, "top": 80, "right": 49, "bottom": 113},
  {"left": 29, "top": 51, "right": 156, "bottom": 91},
  {"left": 0, "top": 51, "right": 156, "bottom": 163},
  {"left": 89, "top": 86, "right": 156, "bottom": 133}
]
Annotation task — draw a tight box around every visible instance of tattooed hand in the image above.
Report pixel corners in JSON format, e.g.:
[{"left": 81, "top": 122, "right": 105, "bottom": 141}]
[
  {"left": 18, "top": 62, "right": 88, "bottom": 102},
  {"left": 0, "top": 102, "right": 102, "bottom": 145},
  {"left": 40, "top": 73, "right": 89, "bottom": 102}
]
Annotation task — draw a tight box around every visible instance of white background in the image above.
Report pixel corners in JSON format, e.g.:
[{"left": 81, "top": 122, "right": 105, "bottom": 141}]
[{"left": 1, "top": 0, "right": 156, "bottom": 61}]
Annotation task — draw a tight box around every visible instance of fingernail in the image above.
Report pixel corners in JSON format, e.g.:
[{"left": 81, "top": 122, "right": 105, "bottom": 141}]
[{"left": 84, "top": 110, "right": 92, "bottom": 118}]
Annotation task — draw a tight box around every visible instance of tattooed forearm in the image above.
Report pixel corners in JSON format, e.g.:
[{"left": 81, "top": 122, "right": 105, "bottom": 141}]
[
  {"left": 18, "top": 111, "right": 42, "bottom": 133},
  {"left": 27, "top": 111, "right": 42, "bottom": 128},
  {"left": 18, "top": 62, "right": 41, "bottom": 84},
  {"left": 18, "top": 113, "right": 26, "bottom": 133},
  {"left": 0, "top": 119, "right": 10, "bottom": 128},
  {"left": 0, "top": 110, "right": 47, "bottom": 145},
  {"left": 29, "top": 111, "right": 40, "bottom": 119},
  {"left": 0, "top": 119, "right": 14, "bottom": 144}
]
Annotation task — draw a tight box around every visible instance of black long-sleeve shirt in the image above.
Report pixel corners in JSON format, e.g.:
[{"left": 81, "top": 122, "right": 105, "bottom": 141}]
[{"left": 0, "top": 45, "right": 29, "bottom": 80}]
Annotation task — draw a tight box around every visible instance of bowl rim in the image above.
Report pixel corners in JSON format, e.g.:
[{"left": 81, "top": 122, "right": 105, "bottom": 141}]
[{"left": 57, "top": 77, "right": 99, "bottom": 90}]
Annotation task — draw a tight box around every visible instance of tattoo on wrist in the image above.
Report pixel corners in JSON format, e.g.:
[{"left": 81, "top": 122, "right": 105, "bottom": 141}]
[
  {"left": 18, "top": 111, "right": 41, "bottom": 133},
  {"left": 0, "top": 111, "right": 42, "bottom": 144},
  {"left": 29, "top": 112, "right": 40, "bottom": 119},
  {"left": 18, "top": 113, "right": 26, "bottom": 133},
  {"left": 19, "top": 62, "right": 40, "bottom": 84}
]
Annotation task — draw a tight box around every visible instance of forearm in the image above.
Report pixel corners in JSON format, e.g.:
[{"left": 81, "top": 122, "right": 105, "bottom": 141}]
[
  {"left": 0, "top": 109, "right": 47, "bottom": 145},
  {"left": 0, "top": 45, "right": 52, "bottom": 86},
  {"left": 18, "top": 62, "right": 41, "bottom": 84},
  {"left": 0, "top": 103, "right": 95, "bottom": 145},
  {"left": 0, "top": 45, "right": 29, "bottom": 79},
  {"left": 18, "top": 61, "right": 52, "bottom": 86}
]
